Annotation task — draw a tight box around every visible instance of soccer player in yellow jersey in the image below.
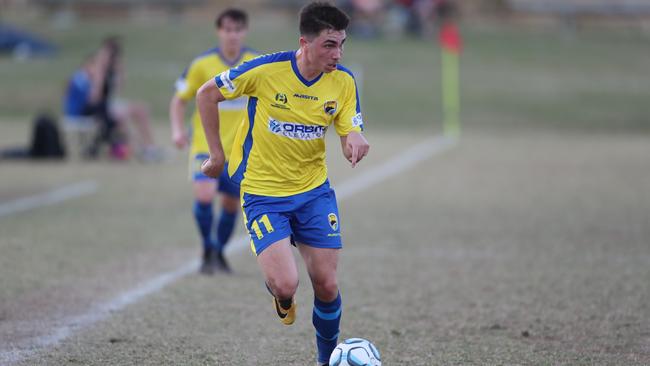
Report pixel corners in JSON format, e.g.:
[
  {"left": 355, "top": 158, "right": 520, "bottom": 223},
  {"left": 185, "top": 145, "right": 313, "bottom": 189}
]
[
  {"left": 196, "top": 3, "right": 369, "bottom": 364},
  {"left": 169, "top": 9, "right": 258, "bottom": 274}
]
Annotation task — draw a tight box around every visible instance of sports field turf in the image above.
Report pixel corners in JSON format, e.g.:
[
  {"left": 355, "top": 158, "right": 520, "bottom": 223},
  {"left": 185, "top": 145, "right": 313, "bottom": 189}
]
[{"left": 1, "top": 8, "right": 649, "bottom": 365}]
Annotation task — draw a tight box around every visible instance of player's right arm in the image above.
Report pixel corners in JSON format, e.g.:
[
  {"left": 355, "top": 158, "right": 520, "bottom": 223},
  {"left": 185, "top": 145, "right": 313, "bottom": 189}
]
[
  {"left": 169, "top": 62, "right": 203, "bottom": 149},
  {"left": 196, "top": 79, "right": 226, "bottom": 178},
  {"left": 198, "top": 55, "right": 265, "bottom": 177}
]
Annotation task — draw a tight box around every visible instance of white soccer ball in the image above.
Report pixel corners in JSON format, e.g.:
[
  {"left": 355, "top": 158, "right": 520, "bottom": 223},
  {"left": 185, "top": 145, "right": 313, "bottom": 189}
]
[{"left": 329, "top": 338, "right": 381, "bottom": 366}]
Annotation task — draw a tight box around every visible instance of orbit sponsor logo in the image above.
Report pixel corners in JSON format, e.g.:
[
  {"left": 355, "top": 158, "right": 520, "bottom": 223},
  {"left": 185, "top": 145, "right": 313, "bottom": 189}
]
[
  {"left": 269, "top": 119, "right": 282, "bottom": 133},
  {"left": 267, "top": 118, "right": 327, "bottom": 140}
]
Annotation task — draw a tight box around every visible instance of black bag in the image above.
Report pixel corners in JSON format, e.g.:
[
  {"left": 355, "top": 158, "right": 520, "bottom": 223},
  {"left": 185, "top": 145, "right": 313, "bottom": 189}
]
[{"left": 29, "top": 114, "right": 66, "bottom": 159}]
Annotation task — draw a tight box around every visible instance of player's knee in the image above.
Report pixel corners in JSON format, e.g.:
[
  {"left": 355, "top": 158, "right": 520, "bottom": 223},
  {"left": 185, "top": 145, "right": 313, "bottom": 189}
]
[
  {"left": 313, "top": 276, "right": 338, "bottom": 300},
  {"left": 194, "top": 182, "right": 216, "bottom": 203},
  {"left": 269, "top": 277, "right": 298, "bottom": 300},
  {"left": 195, "top": 191, "right": 214, "bottom": 203},
  {"left": 221, "top": 195, "right": 240, "bottom": 213}
]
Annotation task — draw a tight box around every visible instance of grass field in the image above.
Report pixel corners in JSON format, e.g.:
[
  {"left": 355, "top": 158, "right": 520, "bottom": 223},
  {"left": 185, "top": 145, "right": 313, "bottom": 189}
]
[{"left": 1, "top": 7, "right": 650, "bottom": 365}]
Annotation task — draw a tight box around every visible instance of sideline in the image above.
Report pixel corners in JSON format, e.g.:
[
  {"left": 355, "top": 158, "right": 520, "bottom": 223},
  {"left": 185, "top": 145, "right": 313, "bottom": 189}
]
[{"left": 0, "top": 181, "right": 99, "bottom": 218}]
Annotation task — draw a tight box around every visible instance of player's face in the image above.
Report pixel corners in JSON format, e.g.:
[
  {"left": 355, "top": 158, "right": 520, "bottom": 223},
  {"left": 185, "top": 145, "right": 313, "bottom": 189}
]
[
  {"left": 304, "top": 29, "right": 346, "bottom": 73},
  {"left": 217, "top": 18, "right": 247, "bottom": 51}
]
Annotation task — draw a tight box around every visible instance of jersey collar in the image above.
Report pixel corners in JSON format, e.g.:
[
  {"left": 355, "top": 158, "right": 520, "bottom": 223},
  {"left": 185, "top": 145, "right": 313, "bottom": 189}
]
[
  {"left": 290, "top": 50, "right": 323, "bottom": 87},
  {"left": 217, "top": 47, "right": 246, "bottom": 67}
]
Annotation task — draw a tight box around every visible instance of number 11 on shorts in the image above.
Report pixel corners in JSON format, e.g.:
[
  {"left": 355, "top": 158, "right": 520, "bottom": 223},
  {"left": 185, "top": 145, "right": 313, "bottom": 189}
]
[{"left": 251, "top": 214, "right": 274, "bottom": 239}]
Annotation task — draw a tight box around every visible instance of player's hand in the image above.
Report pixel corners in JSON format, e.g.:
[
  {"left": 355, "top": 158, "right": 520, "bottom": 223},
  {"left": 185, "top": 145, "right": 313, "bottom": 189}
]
[
  {"left": 345, "top": 131, "right": 369, "bottom": 168},
  {"left": 200, "top": 153, "right": 225, "bottom": 178},
  {"left": 171, "top": 130, "right": 188, "bottom": 149}
]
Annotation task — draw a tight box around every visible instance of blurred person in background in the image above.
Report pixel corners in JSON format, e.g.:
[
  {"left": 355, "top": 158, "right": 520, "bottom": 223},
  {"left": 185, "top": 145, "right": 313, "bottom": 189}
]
[
  {"left": 388, "top": 0, "right": 418, "bottom": 36},
  {"left": 63, "top": 49, "right": 109, "bottom": 120},
  {"left": 63, "top": 48, "right": 109, "bottom": 121},
  {"left": 169, "top": 9, "right": 258, "bottom": 274},
  {"left": 413, "top": 0, "right": 437, "bottom": 38},
  {"left": 435, "top": 0, "right": 458, "bottom": 24},
  {"left": 340, "top": 0, "right": 384, "bottom": 38},
  {"left": 390, "top": 0, "right": 454, "bottom": 38},
  {"left": 62, "top": 47, "right": 110, "bottom": 158},
  {"left": 91, "top": 36, "right": 162, "bottom": 162}
]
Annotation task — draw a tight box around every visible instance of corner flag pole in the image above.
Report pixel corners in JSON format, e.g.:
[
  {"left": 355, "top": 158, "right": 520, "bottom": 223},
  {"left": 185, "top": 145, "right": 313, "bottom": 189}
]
[{"left": 439, "top": 21, "right": 462, "bottom": 138}]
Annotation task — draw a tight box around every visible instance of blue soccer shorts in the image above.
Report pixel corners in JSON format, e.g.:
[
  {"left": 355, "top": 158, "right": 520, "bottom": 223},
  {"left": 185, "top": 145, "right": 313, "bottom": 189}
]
[
  {"left": 192, "top": 153, "right": 240, "bottom": 197},
  {"left": 241, "top": 180, "right": 342, "bottom": 255}
]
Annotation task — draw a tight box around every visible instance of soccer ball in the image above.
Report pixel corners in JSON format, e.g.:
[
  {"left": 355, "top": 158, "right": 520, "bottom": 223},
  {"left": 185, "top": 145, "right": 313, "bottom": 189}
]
[{"left": 329, "top": 338, "right": 381, "bottom": 366}]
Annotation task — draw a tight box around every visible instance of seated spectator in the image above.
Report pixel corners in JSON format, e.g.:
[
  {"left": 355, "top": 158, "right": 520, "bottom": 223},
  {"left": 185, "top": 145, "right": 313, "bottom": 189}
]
[
  {"left": 96, "top": 36, "right": 162, "bottom": 162},
  {"left": 64, "top": 37, "right": 162, "bottom": 162},
  {"left": 62, "top": 48, "right": 110, "bottom": 158},
  {"left": 63, "top": 51, "right": 107, "bottom": 118}
]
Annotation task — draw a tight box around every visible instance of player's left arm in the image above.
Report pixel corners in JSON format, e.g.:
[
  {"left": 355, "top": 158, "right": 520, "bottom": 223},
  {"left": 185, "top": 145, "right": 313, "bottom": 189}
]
[
  {"left": 196, "top": 79, "right": 227, "bottom": 177},
  {"left": 335, "top": 72, "right": 369, "bottom": 168}
]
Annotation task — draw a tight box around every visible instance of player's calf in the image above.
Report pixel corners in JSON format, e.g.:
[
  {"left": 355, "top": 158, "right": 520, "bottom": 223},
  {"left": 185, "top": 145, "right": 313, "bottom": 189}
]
[{"left": 313, "top": 293, "right": 342, "bottom": 365}]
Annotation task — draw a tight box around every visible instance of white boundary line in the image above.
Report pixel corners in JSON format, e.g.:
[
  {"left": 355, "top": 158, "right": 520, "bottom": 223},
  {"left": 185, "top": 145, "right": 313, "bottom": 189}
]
[
  {"left": 0, "top": 136, "right": 457, "bottom": 365},
  {"left": 0, "top": 181, "right": 99, "bottom": 218}
]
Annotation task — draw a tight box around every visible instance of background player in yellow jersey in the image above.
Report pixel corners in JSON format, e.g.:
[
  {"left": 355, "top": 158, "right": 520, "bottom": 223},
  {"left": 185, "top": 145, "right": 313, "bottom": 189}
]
[
  {"left": 196, "top": 3, "right": 370, "bottom": 364},
  {"left": 169, "top": 9, "right": 258, "bottom": 274}
]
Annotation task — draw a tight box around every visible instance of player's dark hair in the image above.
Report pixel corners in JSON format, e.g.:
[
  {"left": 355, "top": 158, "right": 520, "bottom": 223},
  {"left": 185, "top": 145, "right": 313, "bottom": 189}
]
[
  {"left": 215, "top": 8, "right": 248, "bottom": 28},
  {"left": 299, "top": 2, "right": 350, "bottom": 37}
]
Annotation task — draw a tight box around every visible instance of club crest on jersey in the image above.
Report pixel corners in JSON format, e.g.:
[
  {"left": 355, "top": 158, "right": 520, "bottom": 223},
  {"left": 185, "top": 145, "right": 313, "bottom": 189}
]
[
  {"left": 328, "top": 213, "right": 338, "bottom": 231},
  {"left": 275, "top": 93, "right": 288, "bottom": 104},
  {"left": 324, "top": 101, "right": 338, "bottom": 115},
  {"left": 272, "top": 93, "right": 290, "bottom": 110}
]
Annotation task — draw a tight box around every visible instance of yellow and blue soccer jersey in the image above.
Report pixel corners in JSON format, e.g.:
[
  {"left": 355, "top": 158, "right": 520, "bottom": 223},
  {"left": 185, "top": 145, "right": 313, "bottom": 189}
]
[
  {"left": 215, "top": 50, "right": 364, "bottom": 197},
  {"left": 175, "top": 47, "right": 258, "bottom": 161}
]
